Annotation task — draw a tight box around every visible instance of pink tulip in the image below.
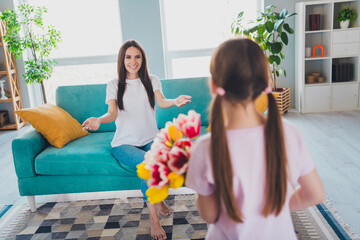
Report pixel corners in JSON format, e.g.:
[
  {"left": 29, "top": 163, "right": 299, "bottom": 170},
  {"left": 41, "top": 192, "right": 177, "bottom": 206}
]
[
  {"left": 150, "top": 138, "right": 172, "bottom": 163},
  {"left": 168, "top": 146, "right": 190, "bottom": 175},
  {"left": 147, "top": 162, "right": 170, "bottom": 188},
  {"left": 174, "top": 110, "right": 201, "bottom": 139}
]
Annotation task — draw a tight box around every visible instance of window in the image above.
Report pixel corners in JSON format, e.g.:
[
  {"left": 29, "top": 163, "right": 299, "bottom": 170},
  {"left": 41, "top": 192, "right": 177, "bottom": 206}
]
[
  {"left": 161, "top": 0, "right": 260, "bottom": 78},
  {"left": 27, "top": 0, "right": 122, "bottom": 104}
]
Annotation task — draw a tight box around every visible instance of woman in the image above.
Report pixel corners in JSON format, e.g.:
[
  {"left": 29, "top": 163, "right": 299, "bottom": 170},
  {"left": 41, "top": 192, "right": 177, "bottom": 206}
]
[{"left": 83, "top": 39, "right": 191, "bottom": 240}]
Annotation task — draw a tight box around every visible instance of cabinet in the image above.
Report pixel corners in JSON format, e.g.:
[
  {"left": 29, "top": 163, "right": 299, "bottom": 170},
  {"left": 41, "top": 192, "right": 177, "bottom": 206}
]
[
  {"left": 305, "top": 85, "right": 330, "bottom": 112},
  {"left": 0, "top": 20, "right": 25, "bottom": 130},
  {"left": 295, "top": 0, "right": 360, "bottom": 113}
]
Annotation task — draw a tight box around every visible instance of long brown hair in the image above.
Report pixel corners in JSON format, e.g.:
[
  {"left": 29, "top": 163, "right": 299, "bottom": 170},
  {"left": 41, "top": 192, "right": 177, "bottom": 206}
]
[
  {"left": 209, "top": 38, "right": 287, "bottom": 222},
  {"left": 116, "top": 39, "right": 155, "bottom": 110}
]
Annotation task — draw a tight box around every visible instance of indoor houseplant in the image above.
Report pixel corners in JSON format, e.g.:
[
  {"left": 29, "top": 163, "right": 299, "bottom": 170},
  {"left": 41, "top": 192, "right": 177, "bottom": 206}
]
[
  {"left": 337, "top": 7, "right": 357, "bottom": 29},
  {"left": 231, "top": 5, "right": 296, "bottom": 113},
  {"left": 0, "top": 4, "right": 61, "bottom": 103}
]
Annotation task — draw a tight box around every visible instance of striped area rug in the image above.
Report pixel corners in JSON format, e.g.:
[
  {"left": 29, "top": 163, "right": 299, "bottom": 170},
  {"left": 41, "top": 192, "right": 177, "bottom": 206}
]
[{"left": 0, "top": 195, "right": 357, "bottom": 240}]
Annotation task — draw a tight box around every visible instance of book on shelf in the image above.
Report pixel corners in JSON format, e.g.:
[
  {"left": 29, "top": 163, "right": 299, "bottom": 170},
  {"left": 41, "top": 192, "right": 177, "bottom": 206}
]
[{"left": 332, "top": 63, "right": 354, "bottom": 82}]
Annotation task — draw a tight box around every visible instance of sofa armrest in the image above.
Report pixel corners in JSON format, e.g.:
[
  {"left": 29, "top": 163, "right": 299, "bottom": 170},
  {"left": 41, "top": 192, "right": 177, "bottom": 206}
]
[{"left": 12, "top": 127, "right": 49, "bottom": 178}]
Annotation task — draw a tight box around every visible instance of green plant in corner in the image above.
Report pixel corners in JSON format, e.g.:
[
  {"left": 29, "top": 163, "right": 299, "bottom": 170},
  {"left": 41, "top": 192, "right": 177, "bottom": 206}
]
[
  {"left": 337, "top": 7, "right": 357, "bottom": 22},
  {"left": 231, "top": 5, "right": 296, "bottom": 91},
  {"left": 0, "top": 4, "right": 61, "bottom": 103}
]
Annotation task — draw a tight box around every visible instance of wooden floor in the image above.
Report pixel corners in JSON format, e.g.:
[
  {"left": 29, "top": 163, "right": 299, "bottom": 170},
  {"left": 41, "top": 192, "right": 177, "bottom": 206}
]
[{"left": 1, "top": 110, "right": 360, "bottom": 236}]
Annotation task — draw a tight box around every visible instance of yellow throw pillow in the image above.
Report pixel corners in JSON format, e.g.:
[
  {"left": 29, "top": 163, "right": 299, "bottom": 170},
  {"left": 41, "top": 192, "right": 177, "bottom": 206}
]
[{"left": 15, "top": 104, "right": 90, "bottom": 148}]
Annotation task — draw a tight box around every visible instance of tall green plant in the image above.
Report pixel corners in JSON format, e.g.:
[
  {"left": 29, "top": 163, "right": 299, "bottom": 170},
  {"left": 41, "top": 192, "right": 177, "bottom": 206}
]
[
  {"left": 231, "top": 5, "right": 296, "bottom": 90},
  {"left": 0, "top": 4, "right": 61, "bottom": 103}
]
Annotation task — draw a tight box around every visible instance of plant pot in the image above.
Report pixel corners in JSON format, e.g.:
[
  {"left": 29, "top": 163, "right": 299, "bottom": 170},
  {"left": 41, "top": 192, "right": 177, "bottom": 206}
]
[
  {"left": 255, "top": 88, "right": 291, "bottom": 114},
  {"left": 272, "top": 88, "right": 291, "bottom": 114},
  {"left": 340, "top": 20, "right": 350, "bottom": 29}
]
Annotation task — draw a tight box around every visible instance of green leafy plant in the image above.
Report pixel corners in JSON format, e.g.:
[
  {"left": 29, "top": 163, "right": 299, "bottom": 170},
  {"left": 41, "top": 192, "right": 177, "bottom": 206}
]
[
  {"left": 0, "top": 4, "right": 61, "bottom": 103},
  {"left": 231, "top": 5, "right": 296, "bottom": 91},
  {"left": 337, "top": 7, "right": 357, "bottom": 22}
]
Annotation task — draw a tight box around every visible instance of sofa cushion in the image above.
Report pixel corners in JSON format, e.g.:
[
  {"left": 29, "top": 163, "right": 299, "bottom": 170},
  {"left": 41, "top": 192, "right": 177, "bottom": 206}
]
[
  {"left": 56, "top": 77, "right": 212, "bottom": 132},
  {"left": 35, "top": 132, "right": 136, "bottom": 176},
  {"left": 35, "top": 127, "right": 209, "bottom": 176},
  {"left": 56, "top": 85, "right": 116, "bottom": 133},
  {"left": 156, "top": 77, "right": 211, "bottom": 128},
  {"left": 15, "top": 104, "right": 90, "bottom": 148}
]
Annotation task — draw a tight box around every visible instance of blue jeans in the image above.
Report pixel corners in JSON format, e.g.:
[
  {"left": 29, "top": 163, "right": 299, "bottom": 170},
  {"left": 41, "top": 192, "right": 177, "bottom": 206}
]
[{"left": 111, "top": 141, "right": 153, "bottom": 202}]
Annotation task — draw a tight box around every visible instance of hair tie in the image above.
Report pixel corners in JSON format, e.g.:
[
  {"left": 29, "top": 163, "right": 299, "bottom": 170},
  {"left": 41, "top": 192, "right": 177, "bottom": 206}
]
[
  {"left": 264, "top": 86, "right": 272, "bottom": 94},
  {"left": 215, "top": 87, "right": 225, "bottom": 96}
]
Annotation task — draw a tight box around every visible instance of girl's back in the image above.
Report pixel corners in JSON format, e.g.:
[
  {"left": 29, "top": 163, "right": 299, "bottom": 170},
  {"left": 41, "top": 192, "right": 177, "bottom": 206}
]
[
  {"left": 185, "top": 38, "right": 324, "bottom": 240},
  {"left": 186, "top": 120, "right": 314, "bottom": 240}
]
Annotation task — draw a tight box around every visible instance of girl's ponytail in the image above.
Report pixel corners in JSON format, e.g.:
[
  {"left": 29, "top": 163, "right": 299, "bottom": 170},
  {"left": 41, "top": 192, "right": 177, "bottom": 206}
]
[
  {"left": 210, "top": 95, "right": 243, "bottom": 222},
  {"left": 262, "top": 93, "right": 287, "bottom": 216}
]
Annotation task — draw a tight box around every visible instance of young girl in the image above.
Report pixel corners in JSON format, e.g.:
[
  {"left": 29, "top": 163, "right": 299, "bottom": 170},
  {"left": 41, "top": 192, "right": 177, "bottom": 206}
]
[
  {"left": 185, "top": 38, "right": 325, "bottom": 239},
  {"left": 83, "top": 39, "right": 191, "bottom": 240}
]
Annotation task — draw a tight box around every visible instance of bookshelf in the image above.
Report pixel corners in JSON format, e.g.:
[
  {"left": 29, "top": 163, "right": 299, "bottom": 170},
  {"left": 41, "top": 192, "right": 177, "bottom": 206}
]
[
  {"left": 295, "top": 0, "right": 360, "bottom": 113},
  {"left": 0, "top": 20, "right": 25, "bottom": 130}
]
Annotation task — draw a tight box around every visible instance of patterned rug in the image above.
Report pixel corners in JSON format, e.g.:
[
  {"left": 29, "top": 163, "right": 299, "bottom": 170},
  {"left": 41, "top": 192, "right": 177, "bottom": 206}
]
[{"left": 0, "top": 194, "right": 355, "bottom": 240}]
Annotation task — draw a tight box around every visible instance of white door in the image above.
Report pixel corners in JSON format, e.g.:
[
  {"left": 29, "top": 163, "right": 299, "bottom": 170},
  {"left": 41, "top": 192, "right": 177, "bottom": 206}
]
[
  {"left": 304, "top": 86, "right": 330, "bottom": 112},
  {"left": 332, "top": 83, "right": 359, "bottom": 110}
]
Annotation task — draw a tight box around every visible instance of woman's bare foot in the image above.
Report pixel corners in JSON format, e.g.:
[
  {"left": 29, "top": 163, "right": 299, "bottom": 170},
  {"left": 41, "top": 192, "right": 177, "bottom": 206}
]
[
  {"left": 147, "top": 202, "right": 167, "bottom": 240},
  {"left": 150, "top": 217, "right": 167, "bottom": 240},
  {"left": 157, "top": 201, "right": 172, "bottom": 217}
]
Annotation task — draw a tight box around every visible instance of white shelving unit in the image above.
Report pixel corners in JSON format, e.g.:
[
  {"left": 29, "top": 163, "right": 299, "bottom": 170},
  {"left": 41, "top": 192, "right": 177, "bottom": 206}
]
[{"left": 295, "top": 0, "right": 360, "bottom": 113}]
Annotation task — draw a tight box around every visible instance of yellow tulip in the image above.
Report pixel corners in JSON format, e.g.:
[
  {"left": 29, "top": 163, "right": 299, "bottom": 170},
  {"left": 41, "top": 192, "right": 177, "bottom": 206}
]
[
  {"left": 146, "top": 186, "right": 169, "bottom": 204},
  {"left": 168, "top": 172, "right": 184, "bottom": 189},
  {"left": 137, "top": 162, "right": 150, "bottom": 180},
  {"left": 165, "top": 141, "right": 172, "bottom": 148},
  {"left": 168, "top": 125, "right": 182, "bottom": 142}
]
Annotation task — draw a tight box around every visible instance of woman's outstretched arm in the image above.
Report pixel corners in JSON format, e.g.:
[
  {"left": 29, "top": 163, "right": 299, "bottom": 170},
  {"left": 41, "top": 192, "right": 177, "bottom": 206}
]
[
  {"left": 289, "top": 168, "right": 325, "bottom": 211},
  {"left": 154, "top": 89, "right": 191, "bottom": 109},
  {"left": 82, "top": 99, "right": 118, "bottom": 131}
]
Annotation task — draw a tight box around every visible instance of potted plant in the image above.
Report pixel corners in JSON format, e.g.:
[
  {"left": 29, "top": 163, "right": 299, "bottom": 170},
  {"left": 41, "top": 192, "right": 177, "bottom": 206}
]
[
  {"left": 337, "top": 7, "right": 357, "bottom": 29},
  {"left": 0, "top": 4, "right": 61, "bottom": 103},
  {"left": 231, "top": 5, "right": 296, "bottom": 113}
]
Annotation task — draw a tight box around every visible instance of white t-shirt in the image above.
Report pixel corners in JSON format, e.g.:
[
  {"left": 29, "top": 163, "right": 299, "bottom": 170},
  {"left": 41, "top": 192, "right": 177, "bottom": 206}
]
[{"left": 105, "top": 74, "right": 161, "bottom": 147}]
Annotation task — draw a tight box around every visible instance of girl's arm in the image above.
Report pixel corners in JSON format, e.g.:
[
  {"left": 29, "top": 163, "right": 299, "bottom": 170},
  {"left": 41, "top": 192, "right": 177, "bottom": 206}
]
[
  {"left": 289, "top": 168, "right": 325, "bottom": 211},
  {"left": 82, "top": 99, "right": 118, "bottom": 131},
  {"left": 154, "top": 89, "right": 191, "bottom": 109},
  {"left": 196, "top": 193, "right": 220, "bottom": 224}
]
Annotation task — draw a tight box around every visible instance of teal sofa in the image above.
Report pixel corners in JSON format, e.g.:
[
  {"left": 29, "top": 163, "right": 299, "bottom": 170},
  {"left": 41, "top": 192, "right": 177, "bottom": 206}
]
[{"left": 12, "top": 77, "right": 211, "bottom": 211}]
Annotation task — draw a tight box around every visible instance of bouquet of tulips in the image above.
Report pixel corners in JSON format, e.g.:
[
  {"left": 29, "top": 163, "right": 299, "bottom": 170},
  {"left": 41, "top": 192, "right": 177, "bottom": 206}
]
[{"left": 136, "top": 110, "right": 201, "bottom": 204}]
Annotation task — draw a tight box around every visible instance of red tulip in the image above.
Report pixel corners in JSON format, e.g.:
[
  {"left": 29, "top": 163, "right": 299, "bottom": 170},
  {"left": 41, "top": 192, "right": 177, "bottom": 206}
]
[
  {"left": 168, "top": 146, "right": 190, "bottom": 175},
  {"left": 147, "top": 162, "right": 170, "bottom": 188},
  {"left": 174, "top": 110, "right": 201, "bottom": 139}
]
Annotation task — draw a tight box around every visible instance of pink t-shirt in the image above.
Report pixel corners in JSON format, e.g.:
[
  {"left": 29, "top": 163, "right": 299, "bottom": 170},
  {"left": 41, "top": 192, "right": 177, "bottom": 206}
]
[{"left": 185, "top": 120, "right": 314, "bottom": 240}]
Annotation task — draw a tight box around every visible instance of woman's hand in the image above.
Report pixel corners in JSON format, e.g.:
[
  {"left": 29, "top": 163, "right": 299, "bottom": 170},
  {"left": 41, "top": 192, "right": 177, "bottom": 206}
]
[
  {"left": 175, "top": 95, "right": 191, "bottom": 107},
  {"left": 82, "top": 117, "right": 101, "bottom": 131}
]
